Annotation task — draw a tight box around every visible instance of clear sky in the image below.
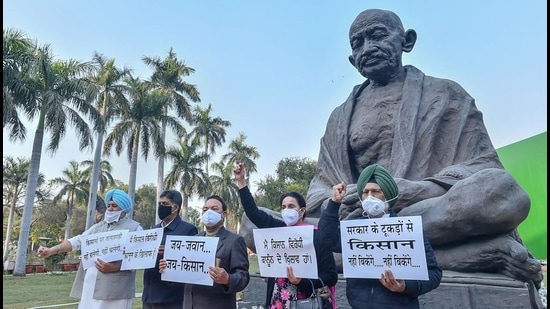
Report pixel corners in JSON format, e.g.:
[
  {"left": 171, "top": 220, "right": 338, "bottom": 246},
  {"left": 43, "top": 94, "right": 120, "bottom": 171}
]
[{"left": 3, "top": 1, "right": 547, "bottom": 201}]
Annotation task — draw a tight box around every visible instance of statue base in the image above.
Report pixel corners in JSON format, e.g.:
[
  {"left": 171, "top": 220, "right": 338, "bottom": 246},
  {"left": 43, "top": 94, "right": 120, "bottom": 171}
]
[
  {"left": 419, "top": 271, "right": 542, "bottom": 309},
  {"left": 238, "top": 271, "right": 543, "bottom": 309}
]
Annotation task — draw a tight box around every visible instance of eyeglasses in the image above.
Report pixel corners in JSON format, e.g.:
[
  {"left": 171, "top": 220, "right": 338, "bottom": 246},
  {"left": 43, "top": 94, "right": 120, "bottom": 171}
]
[
  {"left": 158, "top": 202, "right": 174, "bottom": 207},
  {"left": 362, "top": 189, "right": 384, "bottom": 196}
]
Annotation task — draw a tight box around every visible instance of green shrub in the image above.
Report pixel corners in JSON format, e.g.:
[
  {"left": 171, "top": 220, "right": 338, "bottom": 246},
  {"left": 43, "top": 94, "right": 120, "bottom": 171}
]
[{"left": 44, "top": 240, "right": 67, "bottom": 271}]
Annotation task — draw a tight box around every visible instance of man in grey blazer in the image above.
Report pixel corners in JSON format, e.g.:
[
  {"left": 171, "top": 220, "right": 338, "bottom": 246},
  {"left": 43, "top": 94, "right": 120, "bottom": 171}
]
[
  {"left": 160, "top": 195, "right": 250, "bottom": 309},
  {"left": 38, "top": 189, "right": 142, "bottom": 309}
]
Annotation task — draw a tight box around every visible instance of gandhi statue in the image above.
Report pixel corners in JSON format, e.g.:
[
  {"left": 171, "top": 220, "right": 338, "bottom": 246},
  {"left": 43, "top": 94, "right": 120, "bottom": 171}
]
[
  {"left": 303, "top": 8, "right": 542, "bottom": 286},
  {"left": 239, "top": 8, "right": 542, "bottom": 288}
]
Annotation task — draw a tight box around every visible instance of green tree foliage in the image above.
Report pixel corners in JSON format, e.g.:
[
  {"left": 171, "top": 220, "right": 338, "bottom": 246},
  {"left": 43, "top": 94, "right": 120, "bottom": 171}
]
[
  {"left": 187, "top": 207, "right": 201, "bottom": 228},
  {"left": 134, "top": 184, "right": 158, "bottom": 229},
  {"left": 255, "top": 157, "right": 317, "bottom": 211},
  {"left": 189, "top": 103, "right": 231, "bottom": 176},
  {"left": 69, "top": 207, "right": 87, "bottom": 237},
  {"left": 103, "top": 76, "right": 186, "bottom": 219},
  {"left": 165, "top": 136, "right": 209, "bottom": 221},
  {"left": 3, "top": 28, "right": 34, "bottom": 142},
  {"left": 84, "top": 52, "right": 131, "bottom": 230},
  {"left": 5, "top": 33, "right": 100, "bottom": 275},
  {"left": 209, "top": 159, "right": 240, "bottom": 231},
  {"left": 31, "top": 199, "right": 67, "bottom": 244},
  {"left": 142, "top": 48, "right": 201, "bottom": 225},
  {"left": 221, "top": 132, "right": 260, "bottom": 177},
  {"left": 50, "top": 160, "right": 90, "bottom": 240},
  {"left": 44, "top": 239, "right": 66, "bottom": 271}
]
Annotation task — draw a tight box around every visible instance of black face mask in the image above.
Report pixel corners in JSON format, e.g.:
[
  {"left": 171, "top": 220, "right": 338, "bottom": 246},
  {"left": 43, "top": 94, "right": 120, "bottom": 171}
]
[{"left": 158, "top": 204, "right": 173, "bottom": 220}]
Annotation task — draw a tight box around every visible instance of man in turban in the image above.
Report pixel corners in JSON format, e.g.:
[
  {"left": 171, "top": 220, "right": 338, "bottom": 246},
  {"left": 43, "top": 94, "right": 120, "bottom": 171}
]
[
  {"left": 355, "top": 164, "right": 399, "bottom": 218},
  {"left": 37, "top": 188, "right": 143, "bottom": 309},
  {"left": 103, "top": 188, "right": 133, "bottom": 222},
  {"left": 318, "top": 164, "right": 442, "bottom": 309}
]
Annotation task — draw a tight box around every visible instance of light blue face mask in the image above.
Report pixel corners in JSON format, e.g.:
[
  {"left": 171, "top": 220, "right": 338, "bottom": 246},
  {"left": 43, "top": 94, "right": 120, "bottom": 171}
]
[
  {"left": 202, "top": 209, "right": 222, "bottom": 227},
  {"left": 281, "top": 208, "right": 300, "bottom": 226}
]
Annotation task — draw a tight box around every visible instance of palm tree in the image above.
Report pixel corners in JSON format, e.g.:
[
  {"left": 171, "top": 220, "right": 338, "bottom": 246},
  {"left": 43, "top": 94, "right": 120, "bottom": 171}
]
[
  {"left": 164, "top": 136, "right": 209, "bottom": 221},
  {"left": 2, "top": 156, "right": 45, "bottom": 264},
  {"left": 209, "top": 159, "right": 240, "bottom": 231},
  {"left": 49, "top": 161, "right": 90, "bottom": 239},
  {"left": 221, "top": 132, "right": 260, "bottom": 178},
  {"left": 103, "top": 76, "right": 185, "bottom": 219},
  {"left": 143, "top": 48, "right": 200, "bottom": 223},
  {"left": 84, "top": 53, "right": 131, "bottom": 229},
  {"left": 3, "top": 28, "right": 34, "bottom": 142},
  {"left": 189, "top": 103, "right": 231, "bottom": 176},
  {"left": 8, "top": 43, "right": 99, "bottom": 276},
  {"left": 81, "top": 159, "right": 115, "bottom": 195}
]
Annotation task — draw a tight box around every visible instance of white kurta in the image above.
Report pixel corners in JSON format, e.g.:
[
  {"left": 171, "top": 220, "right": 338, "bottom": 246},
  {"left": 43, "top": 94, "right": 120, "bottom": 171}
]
[{"left": 68, "top": 221, "right": 142, "bottom": 309}]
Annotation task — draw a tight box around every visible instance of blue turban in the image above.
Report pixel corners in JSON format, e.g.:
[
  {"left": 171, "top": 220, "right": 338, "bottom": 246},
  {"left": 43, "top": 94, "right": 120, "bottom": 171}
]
[
  {"left": 356, "top": 164, "right": 399, "bottom": 208},
  {"left": 104, "top": 189, "right": 133, "bottom": 213}
]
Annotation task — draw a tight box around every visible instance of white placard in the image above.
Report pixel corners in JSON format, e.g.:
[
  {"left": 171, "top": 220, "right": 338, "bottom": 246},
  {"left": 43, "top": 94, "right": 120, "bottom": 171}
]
[
  {"left": 340, "top": 216, "right": 428, "bottom": 280},
  {"left": 253, "top": 225, "right": 318, "bottom": 279},
  {"left": 120, "top": 228, "right": 164, "bottom": 270},
  {"left": 80, "top": 230, "right": 128, "bottom": 270},
  {"left": 161, "top": 235, "right": 219, "bottom": 286}
]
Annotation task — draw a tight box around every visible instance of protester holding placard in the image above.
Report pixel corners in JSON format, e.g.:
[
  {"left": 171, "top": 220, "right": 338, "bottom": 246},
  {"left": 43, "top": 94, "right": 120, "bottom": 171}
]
[
  {"left": 159, "top": 195, "right": 250, "bottom": 309},
  {"left": 318, "top": 164, "right": 442, "bottom": 309},
  {"left": 234, "top": 163, "right": 338, "bottom": 309},
  {"left": 37, "top": 188, "right": 142, "bottom": 309},
  {"left": 142, "top": 190, "right": 198, "bottom": 309}
]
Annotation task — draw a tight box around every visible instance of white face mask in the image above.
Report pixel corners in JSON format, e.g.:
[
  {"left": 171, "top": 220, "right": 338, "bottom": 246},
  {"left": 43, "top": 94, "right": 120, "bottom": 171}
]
[
  {"left": 281, "top": 208, "right": 300, "bottom": 226},
  {"left": 361, "top": 195, "right": 389, "bottom": 218},
  {"left": 202, "top": 209, "right": 222, "bottom": 227},
  {"left": 104, "top": 210, "right": 123, "bottom": 223}
]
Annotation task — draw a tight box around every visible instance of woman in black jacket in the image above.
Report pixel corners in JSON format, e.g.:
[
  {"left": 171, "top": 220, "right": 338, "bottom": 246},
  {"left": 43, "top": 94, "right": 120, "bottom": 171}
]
[{"left": 234, "top": 163, "right": 338, "bottom": 309}]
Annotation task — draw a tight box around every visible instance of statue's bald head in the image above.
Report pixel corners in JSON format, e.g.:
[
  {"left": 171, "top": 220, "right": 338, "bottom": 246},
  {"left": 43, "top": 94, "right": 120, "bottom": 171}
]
[{"left": 349, "top": 9, "right": 405, "bottom": 38}]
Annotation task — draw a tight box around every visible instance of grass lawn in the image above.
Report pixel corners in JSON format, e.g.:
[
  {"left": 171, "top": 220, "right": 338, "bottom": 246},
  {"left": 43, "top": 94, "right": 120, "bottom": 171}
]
[
  {"left": 2, "top": 256, "right": 260, "bottom": 309},
  {"left": 3, "top": 270, "right": 144, "bottom": 309}
]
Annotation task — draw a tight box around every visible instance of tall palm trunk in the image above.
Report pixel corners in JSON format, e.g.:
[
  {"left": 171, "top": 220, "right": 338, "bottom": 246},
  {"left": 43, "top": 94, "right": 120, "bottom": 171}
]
[
  {"left": 127, "top": 128, "right": 141, "bottom": 219},
  {"left": 13, "top": 110, "right": 46, "bottom": 276},
  {"left": 85, "top": 129, "right": 104, "bottom": 229},
  {"left": 204, "top": 141, "right": 209, "bottom": 176},
  {"left": 64, "top": 199, "right": 75, "bottom": 240},
  {"left": 156, "top": 139, "right": 165, "bottom": 224},
  {"left": 156, "top": 111, "right": 167, "bottom": 225},
  {"left": 182, "top": 194, "right": 189, "bottom": 222},
  {"left": 86, "top": 96, "right": 108, "bottom": 229},
  {"left": 3, "top": 195, "right": 17, "bottom": 263}
]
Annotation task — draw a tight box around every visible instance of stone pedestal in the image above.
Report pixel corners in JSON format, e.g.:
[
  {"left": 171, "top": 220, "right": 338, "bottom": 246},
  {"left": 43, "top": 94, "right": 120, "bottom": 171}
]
[
  {"left": 238, "top": 271, "right": 543, "bottom": 309},
  {"left": 419, "top": 271, "right": 542, "bottom": 309}
]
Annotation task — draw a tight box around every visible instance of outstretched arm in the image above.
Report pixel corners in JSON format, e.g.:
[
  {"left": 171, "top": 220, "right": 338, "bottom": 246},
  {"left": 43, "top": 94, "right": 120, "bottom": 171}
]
[
  {"left": 234, "top": 163, "right": 285, "bottom": 228},
  {"left": 37, "top": 239, "right": 73, "bottom": 258}
]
